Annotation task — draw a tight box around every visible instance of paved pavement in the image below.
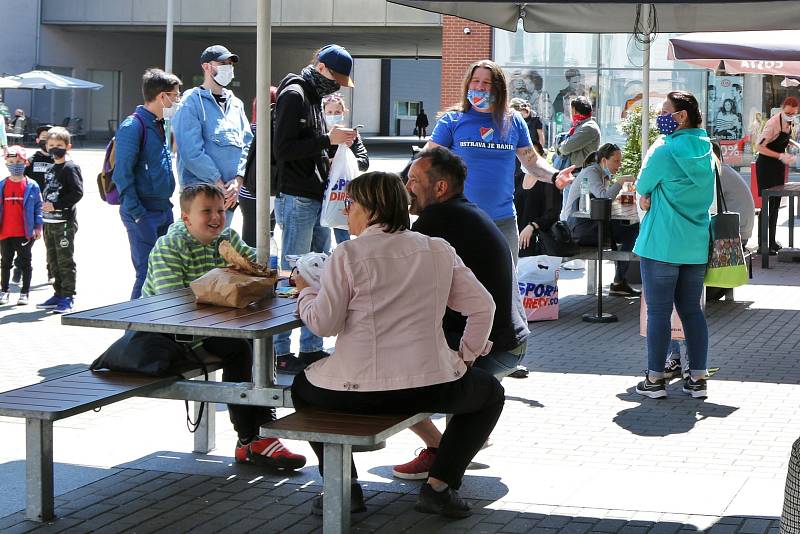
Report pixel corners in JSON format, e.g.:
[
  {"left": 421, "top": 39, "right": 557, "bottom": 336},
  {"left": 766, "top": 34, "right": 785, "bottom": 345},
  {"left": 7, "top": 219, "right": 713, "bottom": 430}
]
[{"left": 0, "top": 148, "right": 798, "bottom": 533}]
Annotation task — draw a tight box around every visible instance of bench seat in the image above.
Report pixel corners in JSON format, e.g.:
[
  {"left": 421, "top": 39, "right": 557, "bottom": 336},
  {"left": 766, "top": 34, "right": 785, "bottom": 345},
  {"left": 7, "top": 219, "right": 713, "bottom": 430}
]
[{"left": 0, "top": 362, "right": 220, "bottom": 522}]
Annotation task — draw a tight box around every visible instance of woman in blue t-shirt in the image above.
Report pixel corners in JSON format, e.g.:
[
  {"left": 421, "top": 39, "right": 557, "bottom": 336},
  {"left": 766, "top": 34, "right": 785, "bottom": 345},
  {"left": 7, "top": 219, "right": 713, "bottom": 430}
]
[{"left": 424, "top": 60, "right": 574, "bottom": 264}]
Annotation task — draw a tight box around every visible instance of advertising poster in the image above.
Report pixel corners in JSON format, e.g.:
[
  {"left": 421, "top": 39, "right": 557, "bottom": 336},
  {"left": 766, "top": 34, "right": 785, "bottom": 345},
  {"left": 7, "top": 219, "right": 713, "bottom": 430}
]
[{"left": 709, "top": 75, "right": 745, "bottom": 165}]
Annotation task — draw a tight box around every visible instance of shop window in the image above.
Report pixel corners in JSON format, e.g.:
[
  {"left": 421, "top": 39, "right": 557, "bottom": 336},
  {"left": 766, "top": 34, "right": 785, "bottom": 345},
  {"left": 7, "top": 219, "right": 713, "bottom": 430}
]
[{"left": 396, "top": 101, "right": 420, "bottom": 118}]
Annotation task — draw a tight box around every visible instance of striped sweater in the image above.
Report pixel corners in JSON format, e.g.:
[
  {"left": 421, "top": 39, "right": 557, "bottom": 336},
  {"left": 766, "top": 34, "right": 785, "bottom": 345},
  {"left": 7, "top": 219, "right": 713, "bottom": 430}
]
[{"left": 141, "top": 220, "right": 255, "bottom": 297}]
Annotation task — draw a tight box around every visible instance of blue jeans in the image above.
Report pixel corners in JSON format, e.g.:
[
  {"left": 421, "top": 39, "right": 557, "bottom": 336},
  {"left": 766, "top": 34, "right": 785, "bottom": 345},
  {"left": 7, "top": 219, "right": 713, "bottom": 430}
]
[
  {"left": 274, "top": 193, "right": 331, "bottom": 355},
  {"left": 121, "top": 209, "right": 174, "bottom": 299},
  {"left": 640, "top": 258, "right": 708, "bottom": 376},
  {"left": 473, "top": 341, "right": 526, "bottom": 377},
  {"left": 333, "top": 228, "right": 351, "bottom": 244}
]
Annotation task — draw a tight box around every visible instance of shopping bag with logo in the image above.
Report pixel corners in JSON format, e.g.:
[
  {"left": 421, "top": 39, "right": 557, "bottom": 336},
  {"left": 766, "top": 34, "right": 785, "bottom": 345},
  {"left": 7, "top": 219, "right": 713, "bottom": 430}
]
[
  {"left": 704, "top": 167, "right": 749, "bottom": 288},
  {"left": 321, "top": 145, "right": 359, "bottom": 229},
  {"left": 516, "top": 255, "right": 561, "bottom": 321}
]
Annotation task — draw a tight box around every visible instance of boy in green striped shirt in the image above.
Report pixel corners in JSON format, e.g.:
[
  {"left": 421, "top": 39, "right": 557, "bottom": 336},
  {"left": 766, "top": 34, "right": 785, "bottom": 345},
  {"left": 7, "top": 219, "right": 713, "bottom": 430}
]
[{"left": 143, "top": 184, "right": 306, "bottom": 469}]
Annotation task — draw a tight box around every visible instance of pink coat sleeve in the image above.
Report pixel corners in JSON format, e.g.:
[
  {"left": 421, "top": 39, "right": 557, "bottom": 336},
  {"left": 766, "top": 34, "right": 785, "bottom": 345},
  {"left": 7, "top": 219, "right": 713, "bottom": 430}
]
[{"left": 445, "top": 251, "right": 495, "bottom": 362}]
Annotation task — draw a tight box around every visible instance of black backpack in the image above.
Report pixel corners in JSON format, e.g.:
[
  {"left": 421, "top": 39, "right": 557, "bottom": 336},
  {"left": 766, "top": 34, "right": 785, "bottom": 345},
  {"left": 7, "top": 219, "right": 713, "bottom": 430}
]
[{"left": 242, "top": 102, "right": 278, "bottom": 196}]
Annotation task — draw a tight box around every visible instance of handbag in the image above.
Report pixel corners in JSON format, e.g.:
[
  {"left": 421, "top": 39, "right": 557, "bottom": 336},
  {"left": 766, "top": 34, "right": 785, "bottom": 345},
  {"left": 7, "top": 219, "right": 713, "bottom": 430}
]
[
  {"left": 704, "top": 165, "right": 749, "bottom": 288},
  {"left": 538, "top": 221, "right": 580, "bottom": 257}
]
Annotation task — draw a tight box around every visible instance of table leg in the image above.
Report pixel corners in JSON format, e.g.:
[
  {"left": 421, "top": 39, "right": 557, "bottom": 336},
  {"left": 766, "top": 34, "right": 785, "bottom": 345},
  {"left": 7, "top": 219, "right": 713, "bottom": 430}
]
[
  {"left": 761, "top": 193, "right": 770, "bottom": 269},
  {"left": 252, "top": 338, "right": 275, "bottom": 389},
  {"left": 790, "top": 195, "right": 795, "bottom": 248},
  {"left": 26, "top": 419, "right": 54, "bottom": 521},
  {"left": 193, "top": 371, "right": 216, "bottom": 453},
  {"left": 323, "top": 443, "right": 352, "bottom": 534},
  {"left": 586, "top": 260, "right": 597, "bottom": 296}
]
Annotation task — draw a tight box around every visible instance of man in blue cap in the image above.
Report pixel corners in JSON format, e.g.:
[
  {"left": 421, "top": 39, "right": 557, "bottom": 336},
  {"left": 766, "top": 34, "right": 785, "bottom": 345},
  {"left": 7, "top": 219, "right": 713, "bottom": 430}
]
[
  {"left": 273, "top": 44, "right": 357, "bottom": 373},
  {"left": 173, "top": 44, "right": 253, "bottom": 227}
]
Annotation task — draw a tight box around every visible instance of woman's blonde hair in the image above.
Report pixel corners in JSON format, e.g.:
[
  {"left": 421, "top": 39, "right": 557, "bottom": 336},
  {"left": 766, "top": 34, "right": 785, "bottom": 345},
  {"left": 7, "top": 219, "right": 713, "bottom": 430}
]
[{"left": 345, "top": 172, "right": 410, "bottom": 233}]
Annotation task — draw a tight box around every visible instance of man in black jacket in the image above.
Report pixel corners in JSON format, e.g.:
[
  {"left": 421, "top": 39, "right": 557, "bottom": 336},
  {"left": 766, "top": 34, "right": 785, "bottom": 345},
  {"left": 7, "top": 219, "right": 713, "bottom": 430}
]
[
  {"left": 272, "top": 44, "right": 357, "bottom": 372},
  {"left": 392, "top": 146, "right": 530, "bottom": 481}
]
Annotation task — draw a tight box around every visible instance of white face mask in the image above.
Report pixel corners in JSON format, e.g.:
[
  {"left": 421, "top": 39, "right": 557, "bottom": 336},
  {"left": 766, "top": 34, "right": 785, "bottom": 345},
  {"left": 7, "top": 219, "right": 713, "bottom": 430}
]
[
  {"left": 783, "top": 112, "right": 796, "bottom": 123},
  {"left": 213, "top": 64, "right": 234, "bottom": 87},
  {"left": 325, "top": 114, "right": 345, "bottom": 128},
  {"left": 162, "top": 95, "right": 179, "bottom": 120}
]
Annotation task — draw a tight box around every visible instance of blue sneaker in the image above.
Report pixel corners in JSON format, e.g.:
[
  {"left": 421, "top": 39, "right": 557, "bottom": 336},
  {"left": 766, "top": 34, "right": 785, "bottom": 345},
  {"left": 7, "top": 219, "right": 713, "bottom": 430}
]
[
  {"left": 36, "top": 294, "right": 61, "bottom": 310},
  {"left": 52, "top": 297, "right": 74, "bottom": 314}
]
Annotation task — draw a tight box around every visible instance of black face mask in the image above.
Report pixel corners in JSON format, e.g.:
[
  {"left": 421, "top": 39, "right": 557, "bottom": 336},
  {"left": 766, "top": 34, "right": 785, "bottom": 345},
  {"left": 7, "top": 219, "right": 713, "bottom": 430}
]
[
  {"left": 38, "top": 140, "right": 48, "bottom": 151},
  {"left": 49, "top": 147, "right": 67, "bottom": 159}
]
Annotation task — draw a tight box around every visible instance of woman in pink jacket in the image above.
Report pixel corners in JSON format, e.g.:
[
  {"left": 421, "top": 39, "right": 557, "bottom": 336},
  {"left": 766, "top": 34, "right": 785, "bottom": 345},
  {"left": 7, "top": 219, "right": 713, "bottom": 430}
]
[{"left": 292, "top": 171, "right": 502, "bottom": 519}]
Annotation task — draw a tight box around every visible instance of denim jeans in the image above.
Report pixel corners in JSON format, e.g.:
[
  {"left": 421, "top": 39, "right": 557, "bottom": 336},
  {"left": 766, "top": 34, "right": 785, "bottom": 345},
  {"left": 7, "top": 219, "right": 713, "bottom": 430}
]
[
  {"left": 273, "top": 193, "right": 331, "bottom": 355},
  {"left": 640, "top": 258, "right": 708, "bottom": 376},
  {"left": 333, "top": 227, "right": 351, "bottom": 244},
  {"left": 121, "top": 209, "right": 173, "bottom": 299},
  {"left": 473, "top": 341, "right": 526, "bottom": 377}
]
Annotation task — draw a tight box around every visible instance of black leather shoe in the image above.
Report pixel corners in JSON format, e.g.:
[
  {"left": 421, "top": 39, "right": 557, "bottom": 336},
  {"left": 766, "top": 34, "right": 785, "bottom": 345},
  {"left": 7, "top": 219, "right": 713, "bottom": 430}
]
[
  {"left": 609, "top": 280, "right": 641, "bottom": 296},
  {"left": 311, "top": 483, "right": 366, "bottom": 516},
  {"left": 414, "top": 483, "right": 472, "bottom": 518},
  {"left": 770, "top": 242, "right": 783, "bottom": 253}
]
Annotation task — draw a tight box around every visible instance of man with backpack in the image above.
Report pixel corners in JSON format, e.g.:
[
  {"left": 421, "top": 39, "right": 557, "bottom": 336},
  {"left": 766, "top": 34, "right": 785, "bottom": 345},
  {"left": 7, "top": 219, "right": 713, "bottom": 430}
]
[{"left": 112, "top": 68, "right": 182, "bottom": 299}]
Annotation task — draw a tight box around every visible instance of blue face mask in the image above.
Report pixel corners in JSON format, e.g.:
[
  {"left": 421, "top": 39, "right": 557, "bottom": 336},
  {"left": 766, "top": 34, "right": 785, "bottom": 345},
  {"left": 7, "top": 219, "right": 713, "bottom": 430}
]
[
  {"left": 656, "top": 112, "right": 679, "bottom": 135},
  {"left": 467, "top": 89, "right": 495, "bottom": 111},
  {"left": 6, "top": 163, "right": 25, "bottom": 176}
]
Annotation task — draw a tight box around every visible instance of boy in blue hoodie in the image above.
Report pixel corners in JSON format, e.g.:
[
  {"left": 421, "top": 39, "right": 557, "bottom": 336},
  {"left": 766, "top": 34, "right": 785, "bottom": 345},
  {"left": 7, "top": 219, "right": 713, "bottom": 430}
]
[
  {"left": 0, "top": 146, "right": 43, "bottom": 306},
  {"left": 113, "top": 68, "right": 182, "bottom": 299},
  {"left": 172, "top": 45, "right": 252, "bottom": 227}
]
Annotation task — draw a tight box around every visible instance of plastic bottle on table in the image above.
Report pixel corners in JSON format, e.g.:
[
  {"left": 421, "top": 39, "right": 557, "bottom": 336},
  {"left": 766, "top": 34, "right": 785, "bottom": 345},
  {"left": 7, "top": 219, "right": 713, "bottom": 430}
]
[
  {"left": 269, "top": 235, "right": 279, "bottom": 270},
  {"left": 578, "top": 171, "right": 590, "bottom": 212}
]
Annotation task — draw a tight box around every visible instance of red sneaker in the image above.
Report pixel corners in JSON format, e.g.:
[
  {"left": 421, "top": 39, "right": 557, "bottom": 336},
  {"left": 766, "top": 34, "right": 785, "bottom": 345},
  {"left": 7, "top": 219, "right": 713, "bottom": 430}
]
[
  {"left": 392, "top": 448, "right": 437, "bottom": 480},
  {"left": 235, "top": 437, "right": 306, "bottom": 470}
]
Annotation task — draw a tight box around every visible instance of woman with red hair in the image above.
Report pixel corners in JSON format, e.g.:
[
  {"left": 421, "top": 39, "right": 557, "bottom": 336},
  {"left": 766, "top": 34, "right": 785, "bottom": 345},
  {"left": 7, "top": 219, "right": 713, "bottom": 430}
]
[{"left": 755, "top": 96, "right": 799, "bottom": 255}]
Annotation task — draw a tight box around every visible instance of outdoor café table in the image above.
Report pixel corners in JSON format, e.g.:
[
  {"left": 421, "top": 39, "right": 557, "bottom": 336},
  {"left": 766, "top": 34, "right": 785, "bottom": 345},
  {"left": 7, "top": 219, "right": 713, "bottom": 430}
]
[
  {"left": 572, "top": 199, "right": 639, "bottom": 224},
  {"left": 61, "top": 287, "right": 301, "bottom": 408},
  {"left": 760, "top": 182, "right": 800, "bottom": 268}
]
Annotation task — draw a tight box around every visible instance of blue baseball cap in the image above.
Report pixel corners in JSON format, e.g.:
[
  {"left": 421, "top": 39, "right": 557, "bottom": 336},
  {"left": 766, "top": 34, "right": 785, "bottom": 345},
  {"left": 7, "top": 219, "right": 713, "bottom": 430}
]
[{"left": 317, "top": 44, "right": 354, "bottom": 87}]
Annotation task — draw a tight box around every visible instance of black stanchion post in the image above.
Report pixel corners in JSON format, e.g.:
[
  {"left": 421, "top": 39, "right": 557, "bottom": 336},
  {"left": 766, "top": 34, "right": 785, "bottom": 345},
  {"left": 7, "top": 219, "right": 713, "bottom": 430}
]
[{"left": 583, "top": 198, "right": 618, "bottom": 324}]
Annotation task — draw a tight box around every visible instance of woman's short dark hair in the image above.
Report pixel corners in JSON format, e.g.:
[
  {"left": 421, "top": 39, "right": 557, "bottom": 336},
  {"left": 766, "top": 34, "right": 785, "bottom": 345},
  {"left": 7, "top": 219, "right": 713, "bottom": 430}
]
[
  {"left": 584, "top": 143, "right": 620, "bottom": 167},
  {"left": 667, "top": 90, "right": 702, "bottom": 128},
  {"left": 719, "top": 98, "right": 738, "bottom": 115},
  {"left": 346, "top": 172, "right": 410, "bottom": 233},
  {"left": 571, "top": 96, "right": 592, "bottom": 116},
  {"left": 142, "top": 68, "right": 182, "bottom": 103},
  {"left": 180, "top": 183, "right": 224, "bottom": 213}
]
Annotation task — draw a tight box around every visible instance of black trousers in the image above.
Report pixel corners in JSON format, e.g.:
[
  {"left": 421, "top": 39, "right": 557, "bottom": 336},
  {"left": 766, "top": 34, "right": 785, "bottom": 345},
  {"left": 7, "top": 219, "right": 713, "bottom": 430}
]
[
  {"left": 758, "top": 196, "right": 782, "bottom": 249},
  {"left": 200, "top": 337, "right": 276, "bottom": 440},
  {"left": 572, "top": 219, "right": 640, "bottom": 282},
  {"left": 291, "top": 367, "right": 505, "bottom": 489},
  {"left": 1, "top": 237, "right": 33, "bottom": 293}
]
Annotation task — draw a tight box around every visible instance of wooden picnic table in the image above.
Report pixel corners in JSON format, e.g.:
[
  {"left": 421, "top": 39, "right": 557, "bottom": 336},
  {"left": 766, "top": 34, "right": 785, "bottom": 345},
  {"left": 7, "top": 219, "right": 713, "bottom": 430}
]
[{"left": 62, "top": 287, "right": 301, "bottom": 398}]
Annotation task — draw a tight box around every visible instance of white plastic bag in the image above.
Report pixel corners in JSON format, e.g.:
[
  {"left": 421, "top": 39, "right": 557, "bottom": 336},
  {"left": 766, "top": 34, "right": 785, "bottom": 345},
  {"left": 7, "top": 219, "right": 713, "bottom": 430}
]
[
  {"left": 516, "top": 255, "right": 561, "bottom": 321},
  {"left": 321, "top": 145, "right": 359, "bottom": 229}
]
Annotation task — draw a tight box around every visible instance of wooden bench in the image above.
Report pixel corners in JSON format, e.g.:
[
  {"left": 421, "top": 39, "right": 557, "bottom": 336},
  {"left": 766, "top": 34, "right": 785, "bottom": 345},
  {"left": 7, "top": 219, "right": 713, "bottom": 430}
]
[
  {"left": 0, "top": 363, "right": 220, "bottom": 521},
  {"left": 264, "top": 363, "right": 520, "bottom": 533}
]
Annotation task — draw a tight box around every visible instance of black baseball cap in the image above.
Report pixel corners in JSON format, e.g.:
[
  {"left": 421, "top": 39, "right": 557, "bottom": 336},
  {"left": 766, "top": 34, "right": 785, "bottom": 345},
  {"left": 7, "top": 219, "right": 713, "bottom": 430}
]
[{"left": 200, "top": 45, "right": 239, "bottom": 64}]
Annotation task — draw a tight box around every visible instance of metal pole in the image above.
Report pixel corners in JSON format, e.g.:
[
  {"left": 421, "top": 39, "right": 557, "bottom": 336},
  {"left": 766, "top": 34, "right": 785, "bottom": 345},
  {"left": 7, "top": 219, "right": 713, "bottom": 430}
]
[
  {"left": 641, "top": 15, "right": 652, "bottom": 159},
  {"left": 165, "top": 0, "right": 174, "bottom": 72},
  {"left": 253, "top": 0, "right": 272, "bottom": 389},
  {"left": 164, "top": 0, "right": 175, "bottom": 141}
]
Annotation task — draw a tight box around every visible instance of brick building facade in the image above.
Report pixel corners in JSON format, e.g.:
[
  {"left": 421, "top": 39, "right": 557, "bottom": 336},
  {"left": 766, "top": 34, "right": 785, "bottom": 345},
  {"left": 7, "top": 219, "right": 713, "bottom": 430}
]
[{"left": 439, "top": 15, "right": 492, "bottom": 111}]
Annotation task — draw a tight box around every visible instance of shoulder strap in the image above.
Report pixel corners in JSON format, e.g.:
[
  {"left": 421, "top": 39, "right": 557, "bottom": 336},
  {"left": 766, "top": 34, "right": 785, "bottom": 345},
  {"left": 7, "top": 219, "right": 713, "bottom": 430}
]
[
  {"left": 714, "top": 164, "right": 728, "bottom": 214},
  {"left": 131, "top": 113, "right": 147, "bottom": 148}
]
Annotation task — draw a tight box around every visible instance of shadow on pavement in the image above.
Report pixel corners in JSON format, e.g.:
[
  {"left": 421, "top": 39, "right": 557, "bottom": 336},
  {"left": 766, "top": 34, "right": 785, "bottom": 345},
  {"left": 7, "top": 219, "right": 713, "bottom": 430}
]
[
  {"left": 614, "top": 386, "right": 739, "bottom": 437},
  {"left": 0, "top": 309, "right": 51, "bottom": 325},
  {"left": 505, "top": 395, "right": 544, "bottom": 408}
]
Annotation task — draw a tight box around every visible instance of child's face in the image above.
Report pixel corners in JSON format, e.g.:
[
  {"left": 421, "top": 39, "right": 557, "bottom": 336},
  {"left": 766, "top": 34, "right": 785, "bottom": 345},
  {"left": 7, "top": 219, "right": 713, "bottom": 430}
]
[
  {"left": 5, "top": 155, "right": 24, "bottom": 167},
  {"left": 182, "top": 193, "right": 226, "bottom": 245},
  {"left": 46, "top": 138, "right": 69, "bottom": 159}
]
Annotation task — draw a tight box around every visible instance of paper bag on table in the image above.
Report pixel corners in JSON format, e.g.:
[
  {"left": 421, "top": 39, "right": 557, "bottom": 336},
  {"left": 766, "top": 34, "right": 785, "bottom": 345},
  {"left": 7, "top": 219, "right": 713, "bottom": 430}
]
[{"left": 189, "top": 241, "right": 277, "bottom": 308}]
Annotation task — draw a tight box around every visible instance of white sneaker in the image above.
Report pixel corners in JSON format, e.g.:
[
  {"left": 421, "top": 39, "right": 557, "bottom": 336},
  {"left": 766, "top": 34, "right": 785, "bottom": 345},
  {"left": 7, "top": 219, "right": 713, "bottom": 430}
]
[
  {"left": 17, "top": 293, "right": 29, "bottom": 306},
  {"left": 562, "top": 259, "right": 586, "bottom": 270},
  {"left": 0, "top": 292, "right": 9, "bottom": 305}
]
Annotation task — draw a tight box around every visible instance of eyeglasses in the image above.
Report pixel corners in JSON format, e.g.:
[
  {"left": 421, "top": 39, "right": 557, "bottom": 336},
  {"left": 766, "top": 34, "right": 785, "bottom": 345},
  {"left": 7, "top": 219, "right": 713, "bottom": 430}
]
[
  {"left": 165, "top": 91, "right": 182, "bottom": 102},
  {"left": 343, "top": 197, "right": 353, "bottom": 215}
]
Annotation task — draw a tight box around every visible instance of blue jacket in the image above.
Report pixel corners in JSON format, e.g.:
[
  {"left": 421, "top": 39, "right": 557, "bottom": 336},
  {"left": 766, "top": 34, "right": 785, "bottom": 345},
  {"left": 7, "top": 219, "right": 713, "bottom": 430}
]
[
  {"left": 0, "top": 177, "right": 43, "bottom": 239},
  {"left": 633, "top": 128, "right": 715, "bottom": 264},
  {"left": 112, "top": 106, "right": 175, "bottom": 221},
  {"left": 172, "top": 86, "right": 252, "bottom": 187}
]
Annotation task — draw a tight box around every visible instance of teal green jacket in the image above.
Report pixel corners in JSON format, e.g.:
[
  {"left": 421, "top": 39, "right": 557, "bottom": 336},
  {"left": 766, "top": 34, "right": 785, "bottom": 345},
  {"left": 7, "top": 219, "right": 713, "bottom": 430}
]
[
  {"left": 142, "top": 220, "right": 255, "bottom": 297},
  {"left": 633, "top": 128, "right": 714, "bottom": 264}
]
